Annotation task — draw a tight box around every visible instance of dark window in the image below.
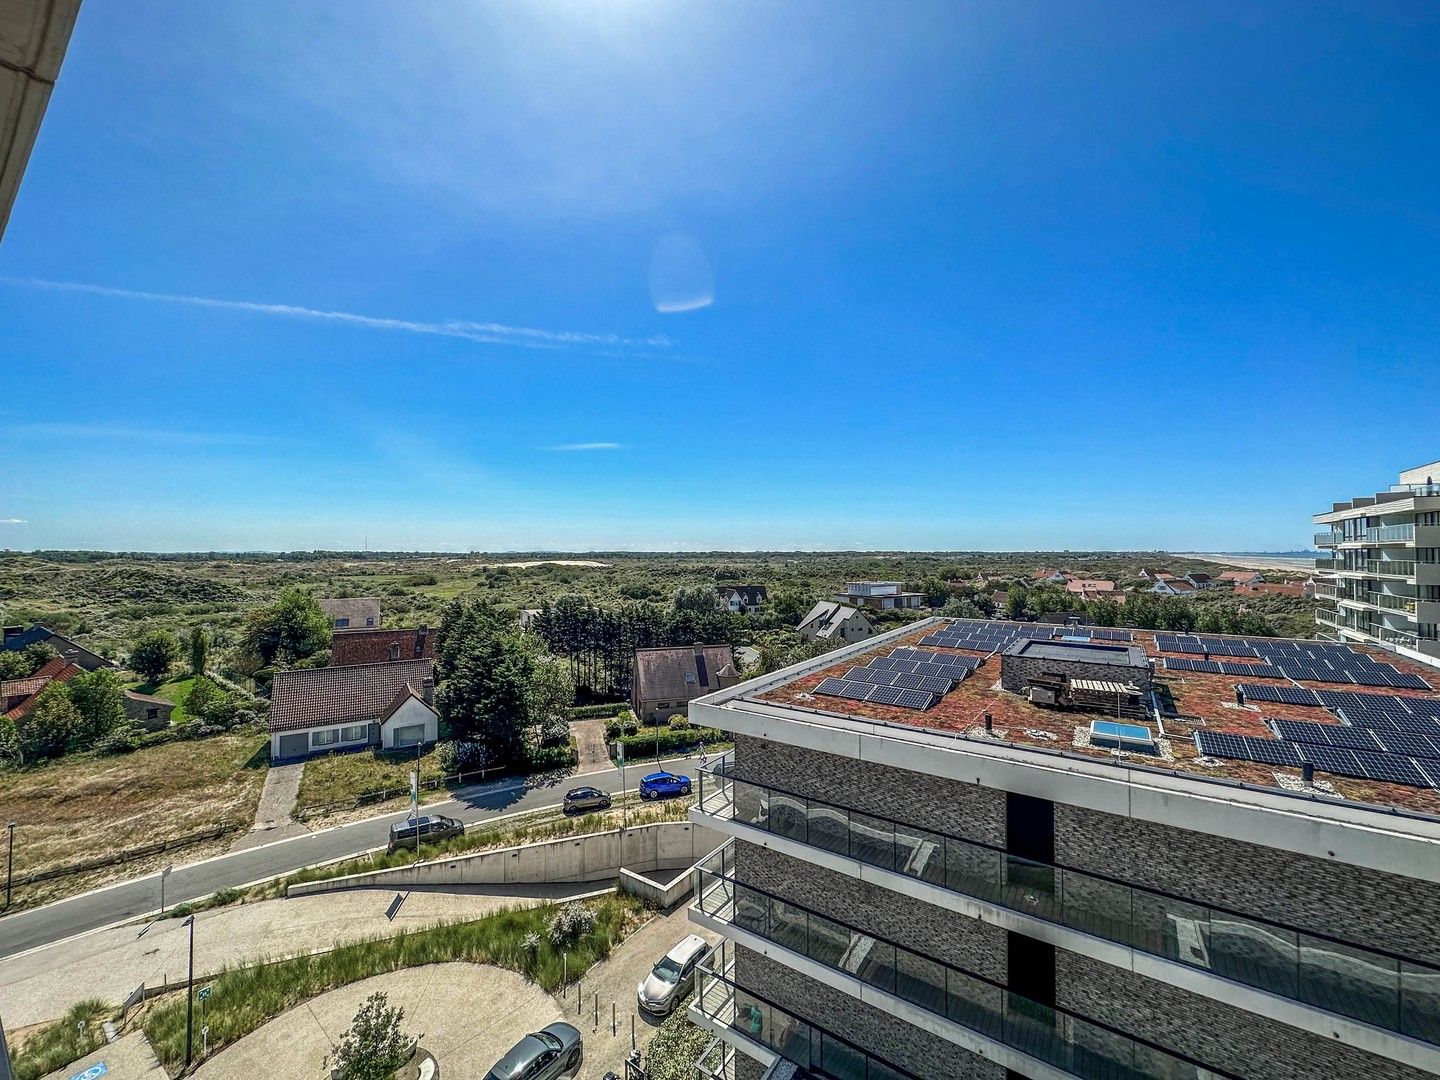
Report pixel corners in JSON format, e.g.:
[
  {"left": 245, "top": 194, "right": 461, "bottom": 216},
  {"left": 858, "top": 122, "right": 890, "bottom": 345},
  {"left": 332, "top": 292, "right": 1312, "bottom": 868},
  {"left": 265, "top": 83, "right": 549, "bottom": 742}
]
[
  {"left": 389, "top": 644, "right": 401, "bottom": 661},
  {"left": 147, "top": 708, "right": 159, "bottom": 720}
]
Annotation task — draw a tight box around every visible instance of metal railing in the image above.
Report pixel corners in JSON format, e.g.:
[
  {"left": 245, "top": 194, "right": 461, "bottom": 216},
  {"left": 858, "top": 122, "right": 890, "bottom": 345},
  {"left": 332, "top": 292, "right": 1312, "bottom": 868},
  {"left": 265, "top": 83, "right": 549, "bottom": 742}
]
[
  {"left": 1315, "top": 608, "right": 1344, "bottom": 629},
  {"left": 694, "top": 944, "right": 920, "bottom": 1080},
  {"left": 1312, "top": 583, "right": 1340, "bottom": 600},
  {"left": 694, "top": 873, "right": 1239, "bottom": 1080},
  {"left": 696, "top": 762, "right": 1440, "bottom": 1046},
  {"left": 693, "top": 1037, "right": 737, "bottom": 1080},
  {"left": 1347, "top": 591, "right": 1419, "bottom": 614},
  {"left": 1367, "top": 524, "right": 1417, "bottom": 544}
]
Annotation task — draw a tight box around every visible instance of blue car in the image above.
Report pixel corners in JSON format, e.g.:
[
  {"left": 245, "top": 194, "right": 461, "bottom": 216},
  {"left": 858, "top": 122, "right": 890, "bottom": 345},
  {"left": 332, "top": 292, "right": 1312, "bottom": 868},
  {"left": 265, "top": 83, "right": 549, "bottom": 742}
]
[{"left": 639, "top": 771, "right": 692, "bottom": 800}]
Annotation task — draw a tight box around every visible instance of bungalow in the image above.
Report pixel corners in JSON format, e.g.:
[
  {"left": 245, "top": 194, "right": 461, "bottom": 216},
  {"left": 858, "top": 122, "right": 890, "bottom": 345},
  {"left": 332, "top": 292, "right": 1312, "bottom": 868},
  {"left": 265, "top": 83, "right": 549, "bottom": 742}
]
[
  {"left": 631, "top": 643, "right": 738, "bottom": 725},
  {"left": 317, "top": 598, "right": 382, "bottom": 630},
  {"left": 798, "top": 601, "right": 875, "bottom": 643},
  {"left": 1183, "top": 573, "right": 1216, "bottom": 590},
  {"left": 268, "top": 658, "right": 437, "bottom": 760},
  {"left": 1150, "top": 579, "right": 1198, "bottom": 597},
  {"left": 1236, "top": 582, "right": 1309, "bottom": 599},
  {"left": 331, "top": 626, "right": 435, "bottom": 666},
  {"left": 1032, "top": 569, "right": 1069, "bottom": 584},
  {"left": 715, "top": 585, "right": 769, "bottom": 614},
  {"left": 1, "top": 625, "right": 115, "bottom": 671},
  {"left": 1136, "top": 568, "right": 1174, "bottom": 582},
  {"left": 1217, "top": 570, "right": 1265, "bottom": 587},
  {"left": 1064, "top": 579, "right": 1117, "bottom": 596}
]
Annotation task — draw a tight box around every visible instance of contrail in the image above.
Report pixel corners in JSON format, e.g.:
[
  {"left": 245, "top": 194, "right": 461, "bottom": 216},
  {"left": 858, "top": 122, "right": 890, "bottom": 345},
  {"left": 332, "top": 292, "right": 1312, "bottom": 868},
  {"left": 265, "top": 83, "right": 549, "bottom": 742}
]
[{"left": 3, "top": 278, "right": 678, "bottom": 352}]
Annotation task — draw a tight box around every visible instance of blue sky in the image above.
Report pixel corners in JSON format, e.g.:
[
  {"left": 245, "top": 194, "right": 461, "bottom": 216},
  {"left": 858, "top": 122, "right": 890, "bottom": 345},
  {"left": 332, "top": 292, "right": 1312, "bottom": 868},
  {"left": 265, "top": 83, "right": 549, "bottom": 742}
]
[{"left": 2, "top": 1, "right": 1438, "bottom": 552}]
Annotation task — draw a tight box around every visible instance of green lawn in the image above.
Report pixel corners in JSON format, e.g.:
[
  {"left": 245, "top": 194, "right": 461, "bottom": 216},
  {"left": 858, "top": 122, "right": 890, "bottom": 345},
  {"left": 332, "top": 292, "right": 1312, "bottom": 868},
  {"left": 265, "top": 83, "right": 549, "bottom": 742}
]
[{"left": 295, "top": 744, "right": 451, "bottom": 812}]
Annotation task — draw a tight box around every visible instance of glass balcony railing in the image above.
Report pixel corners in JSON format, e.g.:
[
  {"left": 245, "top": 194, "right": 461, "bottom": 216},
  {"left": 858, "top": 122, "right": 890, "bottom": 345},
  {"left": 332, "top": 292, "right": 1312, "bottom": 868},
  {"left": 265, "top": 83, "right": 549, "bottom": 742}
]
[
  {"left": 1367, "top": 524, "right": 1416, "bottom": 544},
  {"left": 1314, "top": 559, "right": 1338, "bottom": 571},
  {"left": 1316, "top": 608, "right": 1344, "bottom": 629},
  {"left": 1312, "top": 584, "right": 1339, "bottom": 600},
  {"left": 1315, "top": 532, "right": 1339, "bottom": 547},
  {"left": 694, "top": 944, "right": 919, "bottom": 1080},
  {"left": 696, "top": 760, "right": 1440, "bottom": 1046},
  {"left": 693, "top": 1036, "right": 738, "bottom": 1080},
  {"left": 1331, "top": 560, "right": 1418, "bottom": 578},
  {"left": 695, "top": 857, "right": 1240, "bottom": 1080}
]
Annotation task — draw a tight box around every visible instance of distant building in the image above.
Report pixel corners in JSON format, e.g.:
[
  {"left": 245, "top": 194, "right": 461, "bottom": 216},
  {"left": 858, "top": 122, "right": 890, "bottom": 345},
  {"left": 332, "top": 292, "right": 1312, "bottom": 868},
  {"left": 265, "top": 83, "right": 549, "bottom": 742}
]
[
  {"left": 267, "top": 658, "right": 436, "bottom": 760},
  {"left": 1314, "top": 458, "right": 1440, "bottom": 665},
  {"left": 317, "top": 598, "right": 381, "bottom": 629},
  {"left": 1032, "top": 568, "right": 1069, "bottom": 584},
  {"left": 1137, "top": 567, "right": 1174, "bottom": 581},
  {"left": 631, "top": 643, "right": 738, "bottom": 725},
  {"left": 1064, "top": 579, "right": 1117, "bottom": 596},
  {"left": 1, "top": 625, "right": 115, "bottom": 671},
  {"left": 330, "top": 626, "right": 434, "bottom": 666},
  {"left": 123, "top": 689, "right": 174, "bottom": 731},
  {"left": 834, "top": 582, "right": 923, "bottom": 610},
  {"left": 1183, "top": 573, "right": 1216, "bottom": 590},
  {"left": 798, "top": 601, "right": 874, "bottom": 643},
  {"left": 1218, "top": 570, "right": 1265, "bottom": 587},
  {"left": 715, "top": 585, "right": 769, "bottom": 614},
  {"left": 518, "top": 608, "right": 543, "bottom": 631},
  {"left": 1237, "top": 581, "right": 1308, "bottom": 599},
  {"left": 1150, "top": 578, "right": 1198, "bottom": 596},
  {"left": 1, "top": 657, "right": 83, "bottom": 721}
]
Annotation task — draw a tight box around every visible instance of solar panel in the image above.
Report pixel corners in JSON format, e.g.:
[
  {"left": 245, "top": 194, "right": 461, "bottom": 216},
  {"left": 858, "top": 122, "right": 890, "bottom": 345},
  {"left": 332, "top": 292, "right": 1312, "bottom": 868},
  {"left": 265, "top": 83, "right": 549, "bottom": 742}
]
[
  {"left": 1271, "top": 719, "right": 1381, "bottom": 751},
  {"left": 1194, "top": 731, "right": 1305, "bottom": 767},
  {"left": 1352, "top": 751, "right": 1433, "bottom": 788},
  {"left": 1392, "top": 672, "right": 1434, "bottom": 690},
  {"left": 1163, "top": 657, "right": 1224, "bottom": 674},
  {"left": 813, "top": 677, "right": 850, "bottom": 697}
]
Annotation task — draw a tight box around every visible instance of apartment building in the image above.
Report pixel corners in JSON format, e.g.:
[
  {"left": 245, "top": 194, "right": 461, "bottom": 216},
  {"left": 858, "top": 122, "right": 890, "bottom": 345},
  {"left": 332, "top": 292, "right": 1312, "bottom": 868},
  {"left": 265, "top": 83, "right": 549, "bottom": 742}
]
[
  {"left": 835, "top": 582, "right": 925, "bottom": 610},
  {"left": 685, "top": 617, "right": 1440, "bottom": 1080},
  {"left": 1314, "top": 459, "right": 1440, "bottom": 666}
]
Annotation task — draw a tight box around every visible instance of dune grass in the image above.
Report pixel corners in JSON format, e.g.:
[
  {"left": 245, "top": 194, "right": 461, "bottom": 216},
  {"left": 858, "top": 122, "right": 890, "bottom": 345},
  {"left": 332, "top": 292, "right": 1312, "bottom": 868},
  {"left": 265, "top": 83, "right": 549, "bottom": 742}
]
[
  {"left": 143, "top": 894, "right": 644, "bottom": 1072},
  {"left": 12, "top": 999, "right": 110, "bottom": 1080}
]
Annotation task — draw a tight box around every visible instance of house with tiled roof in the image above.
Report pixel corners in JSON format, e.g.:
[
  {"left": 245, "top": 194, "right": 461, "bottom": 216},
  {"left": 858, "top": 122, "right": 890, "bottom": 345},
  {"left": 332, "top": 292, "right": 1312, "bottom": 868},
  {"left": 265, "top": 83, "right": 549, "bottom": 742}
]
[
  {"left": 1150, "top": 578, "right": 1198, "bottom": 596},
  {"left": 267, "top": 658, "right": 436, "bottom": 760},
  {"left": 317, "top": 598, "right": 382, "bottom": 630},
  {"left": 1217, "top": 570, "right": 1265, "bottom": 587},
  {"left": 1064, "top": 579, "right": 1117, "bottom": 596},
  {"left": 715, "top": 585, "right": 769, "bottom": 614},
  {"left": 1136, "top": 567, "right": 1174, "bottom": 581},
  {"left": 2, "top": 657, "right": 84, "bottom": 721},
  {"left": 797, "top": 601, "right": 874, "bottom": 644},
  {"left": 330, "top": 626, "right": 434, "bottom": 667},
  {"left": 631, "top": 643, "right": 738, "bottom": 725},
  {"left": 1183, "top": 573, "right": 1216, "bottom": 590},
  {"left": 1, "top": 625, "right": 116, "bottom": 671}
]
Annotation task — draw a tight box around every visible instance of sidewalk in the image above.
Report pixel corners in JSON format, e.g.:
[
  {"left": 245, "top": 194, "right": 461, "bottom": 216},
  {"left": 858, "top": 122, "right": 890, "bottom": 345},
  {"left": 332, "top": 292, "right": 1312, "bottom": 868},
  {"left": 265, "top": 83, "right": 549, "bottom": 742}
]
[
  {"left": 572, "top": 717, "right": 612, "bottom": 772},
  {"left": 0, "top": 883, "right": 603, "bottom": 1029}
]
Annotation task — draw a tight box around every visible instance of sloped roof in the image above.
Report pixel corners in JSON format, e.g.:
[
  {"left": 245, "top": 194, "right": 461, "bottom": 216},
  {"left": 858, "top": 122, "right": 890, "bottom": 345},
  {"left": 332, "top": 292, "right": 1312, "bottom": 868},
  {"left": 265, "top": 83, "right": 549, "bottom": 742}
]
[
  {"left": 633, "top": 645, "right": 735, "bottom": 703},
  {"left": 3, "top": 660, "right": 82, "bottom": 720},
  {"left": 377, "top": 682, "right": 437, "bottom": 727},
  {"left": 269, "top": 658, "right": 433, "bottom": 733},
  {"left": 330, "top": 626, "right": 434, "bottom": 666},
  {"left": 317, "top": 598, "right": 382, "bottom": 625}
]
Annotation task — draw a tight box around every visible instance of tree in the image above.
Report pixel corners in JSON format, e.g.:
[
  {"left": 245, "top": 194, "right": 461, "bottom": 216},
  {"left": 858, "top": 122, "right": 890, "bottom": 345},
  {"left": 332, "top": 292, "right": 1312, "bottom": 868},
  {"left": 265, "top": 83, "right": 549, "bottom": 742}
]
[
  {"left": 185, "top": 675, "right": 239, "bottom": 727},
  {"left": 918, "top": 577, "right": 951, "bottom": 607},
  {"left": 189, "top": 625, "right": 210, "bottom": 677},
  {"left": 434, "top": 599, "right": 538, "bottom": 763},
  {"left": 65, "top": 669, "right": 126, "bottom": 747},
  {"left": 672, "top": 584, "right": 719, "bottom": 617},
  {"left": 769, "top": 587, "right": 809, "bottom": 625},
  {"left": 234, "top": 590, "right": 331, "bottom": 672},
  {"left": 22, "top": 641, "right": 58, "bottom": 674},
  {"left": 129, "top": 629, "right": 181, "bottom": 684},
  {"left": 16, "top": 684, "right": 83, "bottom": 760},
  {"left": 0, "top": 653, "right": 30, "bottom": 681},
  {"left": 940, "top": 597, "right": 984, "bottom": 620},
  {"left": 326, "top": 993, "right": 410, "bottom": 1080}
]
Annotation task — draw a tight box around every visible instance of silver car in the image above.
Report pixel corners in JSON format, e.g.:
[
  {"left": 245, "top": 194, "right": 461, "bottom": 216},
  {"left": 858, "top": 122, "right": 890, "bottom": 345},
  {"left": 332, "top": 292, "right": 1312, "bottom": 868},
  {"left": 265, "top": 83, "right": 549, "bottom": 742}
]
[
  {"left": 636, "top": 934, "right": 711, "bottom": 1015},
  {"left": 484, "top": 1022, "right": 582, "bottom": 1080}
]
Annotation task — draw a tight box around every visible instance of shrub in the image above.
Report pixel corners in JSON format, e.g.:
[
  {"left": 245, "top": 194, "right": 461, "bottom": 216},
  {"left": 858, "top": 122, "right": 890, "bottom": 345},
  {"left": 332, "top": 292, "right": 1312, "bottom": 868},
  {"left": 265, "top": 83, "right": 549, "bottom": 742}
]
[
  {"left": 434, "top": 740, "right": 495, "bottom": 774},
  {"left": 547, "top": 902, "right": 597, "bottom": 946},
  {"left": 570, "top": 702, "right": 629, "bottom": 720},
  {"left": 614, "top": 726, "right": 725, "bottom": 757},
  {"left": 524, "top": 743, "right": 578, "bottom": 773},
  {"left": 539, "top": 715, "right": 570, "bottom": 747},
  {"left": 97, "top": 728, "right": 139, "bottom": 755},
  {"left": 667, "top": 713, "right": 691, "bottom": 730},
  {"left": 327, "top": 992, "right": 411, "bottom": 1080}
]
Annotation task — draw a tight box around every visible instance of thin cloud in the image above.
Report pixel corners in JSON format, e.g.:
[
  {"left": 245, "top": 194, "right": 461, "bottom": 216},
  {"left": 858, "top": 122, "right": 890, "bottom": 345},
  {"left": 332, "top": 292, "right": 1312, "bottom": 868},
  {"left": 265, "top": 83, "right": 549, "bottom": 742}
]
[
  {"left": 3, "top": 278, "right": 678, "bottom": 354},
  {"left": 546, "top": 442, "right": 623, "bottom": 452},
  {"left": 4, "top": 423, "right": 274, "bottom": 446},
  {"left": 0, "top": 518, "right": 26, "bottom": 525}
]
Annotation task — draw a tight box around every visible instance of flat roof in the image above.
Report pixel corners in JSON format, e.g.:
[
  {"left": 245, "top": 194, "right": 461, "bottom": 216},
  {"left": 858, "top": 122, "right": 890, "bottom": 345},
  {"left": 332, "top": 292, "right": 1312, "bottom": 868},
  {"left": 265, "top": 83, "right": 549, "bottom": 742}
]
[
  {"left": 742, "top": 617, "right": 1440, "bottom": 819},
  {"left": 1002, "top": 639, "right": 1148, "bottom": 667}
]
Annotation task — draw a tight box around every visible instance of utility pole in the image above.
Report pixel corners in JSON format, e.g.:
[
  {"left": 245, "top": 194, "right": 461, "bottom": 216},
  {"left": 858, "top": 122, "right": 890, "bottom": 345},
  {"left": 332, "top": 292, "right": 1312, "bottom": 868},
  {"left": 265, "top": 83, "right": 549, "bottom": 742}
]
[
  {"left": 184, "top": 915, "right": 196, "bottom": 1070},
  {"left": 5, "top": 822, "right": 14, "bottom": 910},
  {"left": 412, "top": 746, "right": 421, "bottom": 867}
]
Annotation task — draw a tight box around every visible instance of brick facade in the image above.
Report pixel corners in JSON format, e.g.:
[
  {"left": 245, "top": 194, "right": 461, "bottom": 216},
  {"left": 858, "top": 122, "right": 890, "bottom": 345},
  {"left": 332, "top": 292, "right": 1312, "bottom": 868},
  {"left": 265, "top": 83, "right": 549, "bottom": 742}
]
[
  {"left": 329, "top": 626, "right": 434, "bottom": 666},
  {"left": 732, "top": 734, "right": 1006, "bottom": 847},
  {"left": 1054, "top": 802, "right": 1440, "bottom": 965},
  {"left": 734, "top": 944, "right": 1006, "bottom": 1080},
  {"left": 1055, "top": 949, "right": 1435, "bottom": 1080}
]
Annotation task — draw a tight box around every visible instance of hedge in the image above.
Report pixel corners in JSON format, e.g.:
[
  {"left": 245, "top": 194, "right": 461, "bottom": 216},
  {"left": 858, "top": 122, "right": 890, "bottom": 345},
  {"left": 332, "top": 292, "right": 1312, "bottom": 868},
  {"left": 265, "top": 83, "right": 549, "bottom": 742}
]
[
  {"left": 569, "top": 702, "right": 630, "bottom": 720},
  {"left": 613, "top": 726, "right": 727, "bottom": 757}
]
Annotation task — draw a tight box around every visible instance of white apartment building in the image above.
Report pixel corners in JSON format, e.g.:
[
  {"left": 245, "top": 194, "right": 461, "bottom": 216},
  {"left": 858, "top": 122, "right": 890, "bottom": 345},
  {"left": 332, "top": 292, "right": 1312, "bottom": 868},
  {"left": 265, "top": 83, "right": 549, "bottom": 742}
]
[
  {"left": 835, "top": 581, "right": 924, "bottom": 610},
  {"left": 1314, "top": 459, "right": 1440, "bottom": 666}
]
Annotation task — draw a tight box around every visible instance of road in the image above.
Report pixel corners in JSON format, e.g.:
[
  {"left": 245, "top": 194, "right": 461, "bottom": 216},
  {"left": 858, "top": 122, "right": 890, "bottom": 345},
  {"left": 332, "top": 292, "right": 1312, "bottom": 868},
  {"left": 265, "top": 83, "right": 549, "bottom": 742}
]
[{"left": 0, "top": 753, "right": 706, "bottom": 961}]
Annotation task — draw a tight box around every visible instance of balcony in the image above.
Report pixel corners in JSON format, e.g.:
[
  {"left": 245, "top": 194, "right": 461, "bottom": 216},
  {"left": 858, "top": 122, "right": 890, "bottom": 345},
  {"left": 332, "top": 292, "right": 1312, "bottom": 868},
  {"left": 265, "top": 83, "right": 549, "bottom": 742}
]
[
  {"left": 1337, "top": 591, "right": 1418, "bottom": 615},
  {"left": 1315, "top": 532, "right": 1339, "bottom": 548},
  {"left": 694, "top": 1037, "right": 740, "bottom": 1080},
  {"left": 694, "top": 853, "right": 1242, "bottom": 1080},
  {"left": 1367, "top": 524, "right": 1416, "bottom": 544},
  {"left": 1314, "top": 559, "right": 1338, "bottom": 571},
  {"left": 1316, "top": 608, "right": 1344, "bottom": 629},
  {"left": 1313, "top": 583, "right": 1340, "bottom": 601},
  {"left": 695, "top": 762, "right": 1440, "bottom": 1047}
]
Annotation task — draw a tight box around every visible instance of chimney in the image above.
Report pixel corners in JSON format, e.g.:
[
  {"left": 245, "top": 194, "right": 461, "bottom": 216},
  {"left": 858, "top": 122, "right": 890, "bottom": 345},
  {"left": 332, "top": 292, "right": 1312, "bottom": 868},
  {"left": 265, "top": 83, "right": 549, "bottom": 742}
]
[
  {"left": 416, "top": 625, "right": 429, "bottom": 657},
  {"left": 983, "top": 712, "right": 993, "bottom": 733},
  {"left": 693, "top": 642, "right": 710, "bottom": 687},
  {"left": 420, "top": 677, "right": 435, "bottom": 704},
  {"left": 1301, "top": 761, "right": 1314, "bottom": 786}
]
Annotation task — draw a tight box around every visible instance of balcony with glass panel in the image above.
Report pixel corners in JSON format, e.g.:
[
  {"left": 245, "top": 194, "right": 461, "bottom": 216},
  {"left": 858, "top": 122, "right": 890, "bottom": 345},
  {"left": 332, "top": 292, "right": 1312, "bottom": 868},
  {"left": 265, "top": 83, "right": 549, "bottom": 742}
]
[
  {"left": 694, "top": 762, "right": 1440, "bottom": 1049},
  {"left": 1367, "top": 524, "right": 1417, "bottom": 544}
]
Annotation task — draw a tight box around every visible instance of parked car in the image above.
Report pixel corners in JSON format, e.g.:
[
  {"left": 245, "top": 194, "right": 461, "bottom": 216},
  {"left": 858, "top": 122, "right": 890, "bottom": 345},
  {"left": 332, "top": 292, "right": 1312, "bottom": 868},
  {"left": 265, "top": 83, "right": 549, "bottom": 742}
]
[
  {"left": 636, "top": 934, "right": 711, "bottom": 1015},
  {"left": 385, "top": 814, "right": 464, "bottom": 853},
  {"left": 639, "top": 770, "right": 691, "bottom": 800},
  {"left": 563, "top": 786, "right": 613, "bottom": 814},
  {"left": 484, "top": 1023, "right": 583, "bottom": 1080}
]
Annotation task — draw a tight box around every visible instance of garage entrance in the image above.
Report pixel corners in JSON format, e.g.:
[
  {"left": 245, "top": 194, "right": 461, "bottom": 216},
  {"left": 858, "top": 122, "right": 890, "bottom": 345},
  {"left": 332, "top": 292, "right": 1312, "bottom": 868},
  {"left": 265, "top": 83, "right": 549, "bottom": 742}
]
[
  {"left": 277, "top": 732, "right": 309, "bottom": 759},
  {"left": 392, "top": 724, "right": 425, "bottom": 747}
]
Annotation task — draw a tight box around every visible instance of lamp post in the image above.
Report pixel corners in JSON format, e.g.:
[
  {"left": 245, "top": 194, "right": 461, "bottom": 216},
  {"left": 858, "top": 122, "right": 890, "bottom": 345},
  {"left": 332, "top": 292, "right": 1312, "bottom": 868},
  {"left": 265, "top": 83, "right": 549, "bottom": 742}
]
[
  {"left": 184, "top": 914, "right": 196, "bottom": 1070},
  {"left": 5, "top": 821, "right": 14, "bottom": 910}
]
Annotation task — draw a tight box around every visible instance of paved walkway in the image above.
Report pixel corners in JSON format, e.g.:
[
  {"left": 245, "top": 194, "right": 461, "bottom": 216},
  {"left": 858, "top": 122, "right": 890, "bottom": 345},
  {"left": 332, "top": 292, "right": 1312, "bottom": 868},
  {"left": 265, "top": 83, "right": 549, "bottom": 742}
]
[
  {"left": 572, "top": 718, "right": 612, "bottom": 772},
  {"left": 192, "top": 962, "right": 564, "bottom": 1080},
  {"left": 41, "top": 1031, "right": 166, "bottom": 1080},
  {"left": 0, "top": 884, "right": 603, "bottom": 1029},
  {"left": 230, "top": 761, "right": 307, "bottom": 850}
]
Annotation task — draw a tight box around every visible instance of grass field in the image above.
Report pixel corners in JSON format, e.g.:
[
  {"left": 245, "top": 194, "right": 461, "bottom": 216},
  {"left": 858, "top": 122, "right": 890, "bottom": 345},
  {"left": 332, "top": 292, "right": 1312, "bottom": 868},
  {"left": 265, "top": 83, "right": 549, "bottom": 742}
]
[
  {"left": 0, "top": 732, "right": 268, "bottom": 905},
  {"left": 295, "top": 744, "right": 453, "bottom": 812}
]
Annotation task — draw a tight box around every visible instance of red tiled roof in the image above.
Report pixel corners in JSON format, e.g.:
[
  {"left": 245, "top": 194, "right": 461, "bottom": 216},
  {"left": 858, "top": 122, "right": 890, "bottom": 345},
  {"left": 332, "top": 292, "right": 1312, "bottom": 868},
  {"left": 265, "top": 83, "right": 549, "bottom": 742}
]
[
  {"left": 269, "top": 659, "right": 434, "bottom": 733},
  {"left": 3, "top": 661, "right": 84, "bottom": 721},
  {"left": 330, "top": 627, "right": 435, "bottom": 666}
]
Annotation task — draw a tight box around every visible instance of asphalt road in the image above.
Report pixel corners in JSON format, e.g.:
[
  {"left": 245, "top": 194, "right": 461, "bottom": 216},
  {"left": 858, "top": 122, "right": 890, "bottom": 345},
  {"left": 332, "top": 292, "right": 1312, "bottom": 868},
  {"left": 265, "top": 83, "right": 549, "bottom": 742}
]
[{"left": 0, "top": 753, "right": 706, "bottom": 961}]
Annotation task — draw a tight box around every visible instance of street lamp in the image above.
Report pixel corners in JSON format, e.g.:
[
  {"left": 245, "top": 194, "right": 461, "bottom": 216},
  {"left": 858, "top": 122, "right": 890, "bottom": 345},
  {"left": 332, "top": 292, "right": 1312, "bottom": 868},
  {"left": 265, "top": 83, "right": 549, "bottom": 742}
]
[
  {"left": 5, "top": 822, "right": 14, "bottom": 910},
  {"left": 184, "top": 914, "right": 196, "bottom": 1070}
]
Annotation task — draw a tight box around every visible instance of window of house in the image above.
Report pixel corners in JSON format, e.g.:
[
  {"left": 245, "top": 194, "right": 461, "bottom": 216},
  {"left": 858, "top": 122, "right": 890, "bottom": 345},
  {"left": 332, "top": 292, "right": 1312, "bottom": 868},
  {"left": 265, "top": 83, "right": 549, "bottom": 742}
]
[
  {"left": 341, "top": 724, "right": 369, "bottom": 742},
  {"left": 146, "top": 707, "right": 159, "bottom": 720},
  {"left": 389, "top": 643, "right": 401, "bottom": 661},
  {"left": 336, "top": 618, "right": 349, "bottom": 628},
  {"left": 366, "top": 617, "right": 375, "bottom": 626},
  {"left": 312, "top": 728, "right": 340, "bottom": 747}
]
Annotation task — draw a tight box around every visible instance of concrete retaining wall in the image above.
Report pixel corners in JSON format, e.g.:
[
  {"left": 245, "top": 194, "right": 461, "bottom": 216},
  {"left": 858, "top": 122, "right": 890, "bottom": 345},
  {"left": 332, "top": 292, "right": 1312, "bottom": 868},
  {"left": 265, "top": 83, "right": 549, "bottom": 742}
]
[
  {"left": 287, "top": 821, "right": 722, "bottom": 897},
  {"left": 618, "top": 863, "right": 696, "bottom": 908}
]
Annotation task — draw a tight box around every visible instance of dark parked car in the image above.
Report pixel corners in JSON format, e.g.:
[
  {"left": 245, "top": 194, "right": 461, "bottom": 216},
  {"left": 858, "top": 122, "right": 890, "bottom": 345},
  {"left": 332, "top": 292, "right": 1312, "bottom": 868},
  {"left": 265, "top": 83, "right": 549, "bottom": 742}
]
[
  {"left": 484, "top": 1022, "right": 583, "bottom": 1080},
  {"left": 386, "top": 814, "right": 464, "bottom": 853},
  {"left": 639, "top": 771, "right": 691, "bottom": 800},
  {"left": 563, "top": 786, "right": 612, "bottom": 814}
]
